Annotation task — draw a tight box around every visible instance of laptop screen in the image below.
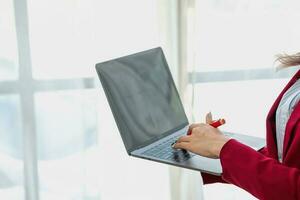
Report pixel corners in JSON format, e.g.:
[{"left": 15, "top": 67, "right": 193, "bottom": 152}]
[{"left": 96, "top": 48, "right": 188, "bottom": 152}]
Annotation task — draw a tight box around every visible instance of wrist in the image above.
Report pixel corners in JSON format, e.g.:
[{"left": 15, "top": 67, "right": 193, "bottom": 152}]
[{"left": 212, "top": 137, "right": 230, "bottom": 158}]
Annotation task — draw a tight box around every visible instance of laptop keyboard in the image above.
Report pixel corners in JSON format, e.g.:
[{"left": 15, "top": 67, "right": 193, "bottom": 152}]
[{"left": 142, "top": 135, "right": 195, "bottom": 162}]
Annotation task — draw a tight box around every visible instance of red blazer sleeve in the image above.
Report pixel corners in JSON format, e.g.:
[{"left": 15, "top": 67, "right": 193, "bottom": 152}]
[
  {"left": 220, "top": 139, "right": 300, "bottom": 200},
  {"left": 201, "top": 145, "right": 269, "bottom": 184},
  {"left": 201, "top": 171, "right": 228, "bottom": 184}
]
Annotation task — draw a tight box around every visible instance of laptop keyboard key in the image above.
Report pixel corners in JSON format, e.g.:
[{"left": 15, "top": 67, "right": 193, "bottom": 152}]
[{"left": 142, "top": 135, "right": 194, "bottom": 162}]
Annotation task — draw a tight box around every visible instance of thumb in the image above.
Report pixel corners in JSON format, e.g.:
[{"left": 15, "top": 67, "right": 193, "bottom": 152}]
[{"left": 206, "top": 112, "right": 213, "bottom": 124}]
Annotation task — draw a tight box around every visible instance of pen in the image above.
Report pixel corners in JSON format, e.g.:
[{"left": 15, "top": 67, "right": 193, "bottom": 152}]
[{"left": 209, "top": 118, "right": 226, "bottom": 128}]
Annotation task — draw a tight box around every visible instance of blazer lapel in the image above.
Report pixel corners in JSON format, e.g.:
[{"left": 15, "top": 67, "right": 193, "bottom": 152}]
[{"left": 266, "top": 69, "right": 300, "bottom": 159}]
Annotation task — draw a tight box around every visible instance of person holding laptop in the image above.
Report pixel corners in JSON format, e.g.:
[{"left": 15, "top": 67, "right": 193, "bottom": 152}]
[
  {"left": 173, "top": 53, "right": 300, "bottom": 200},
  {"left": 96, "top": 47, "right": 265, "bottom": 176}
]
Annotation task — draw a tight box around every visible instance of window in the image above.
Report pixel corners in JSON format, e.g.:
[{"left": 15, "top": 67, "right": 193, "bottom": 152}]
[
  {"left": 186, "top": 1, "right": 300, "bottom": 199},
  {"left": 187, "top": 0, "right": 300, "bottom": 135},
  {"left": 1, "top": 0, "right": 170, "bottom": 199},
  {"left": 0, "top": 95, "right": 24, "bottom": 199},
  {"left": 0, "top": 0, "right": 18, "bottom": 80},
  {"left": 191, "top": 0, "right": 300, "bottom": 72}
]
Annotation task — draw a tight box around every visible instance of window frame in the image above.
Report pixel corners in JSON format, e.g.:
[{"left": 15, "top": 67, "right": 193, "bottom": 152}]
[{"left": 188, "top": 68, "right": 298, "bottom": 84}]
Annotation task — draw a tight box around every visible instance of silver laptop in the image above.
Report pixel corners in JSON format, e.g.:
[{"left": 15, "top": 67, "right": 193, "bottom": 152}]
[{"left": 95, "top": 47, "right": 265, "bottom": 175}]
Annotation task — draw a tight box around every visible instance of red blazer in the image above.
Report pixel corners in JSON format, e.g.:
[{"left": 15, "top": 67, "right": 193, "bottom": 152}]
[{"left": 202, "top": 69, "right": 300, "bottom": 200}]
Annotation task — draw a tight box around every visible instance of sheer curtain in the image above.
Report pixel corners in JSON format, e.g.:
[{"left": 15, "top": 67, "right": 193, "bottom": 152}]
[{"left": 0, "top": 0, "right": 175, "bottom": 199}]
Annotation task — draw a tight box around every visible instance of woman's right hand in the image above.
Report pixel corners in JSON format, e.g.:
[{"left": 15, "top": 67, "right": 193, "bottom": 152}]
[{"left": 174, "top": 122, "right": 229, "bottom": 158}]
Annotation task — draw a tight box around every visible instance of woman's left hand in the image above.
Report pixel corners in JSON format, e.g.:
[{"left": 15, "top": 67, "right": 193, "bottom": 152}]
[{"left": 173, "top": 122, "right": 230, "bottom": 159}]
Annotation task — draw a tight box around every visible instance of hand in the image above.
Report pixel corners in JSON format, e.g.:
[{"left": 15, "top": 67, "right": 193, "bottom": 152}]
[
  {"left": 187, "top": 112, "right": 213, "bottom": 135},
  {"left": 173, "top": 113, "right": 230, "bottom": 158}
]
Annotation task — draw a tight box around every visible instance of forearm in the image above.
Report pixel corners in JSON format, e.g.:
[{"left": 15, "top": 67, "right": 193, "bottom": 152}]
[
  {"left": 201, "top": 144, "right": 268, "bottom": 185},
  {"left": 201, "top": 141, "right": 268, "bottom": 184},
  {"left": 220, "top": 139, "right": 300, "bottom": 200}
]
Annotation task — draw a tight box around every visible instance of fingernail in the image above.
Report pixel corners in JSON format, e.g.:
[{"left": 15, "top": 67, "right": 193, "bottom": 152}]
[
  {"left": 171, "top": 140, "right": 178, "bottom": 148},
  {"left": 206, "top": 111, "right": 211, "bottom": 117},
  {"left": 171, "top": 140, "right": 177, "bottom": 147}
]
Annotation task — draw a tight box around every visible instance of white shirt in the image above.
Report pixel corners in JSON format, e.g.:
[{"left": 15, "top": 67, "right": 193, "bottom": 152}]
[{"left": 276, "top": 79, "right": 300, "bottom": 162}]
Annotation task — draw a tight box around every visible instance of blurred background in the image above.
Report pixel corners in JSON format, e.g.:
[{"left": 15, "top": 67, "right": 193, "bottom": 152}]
[{"left": 1, "top": 0, "right": 300, "bottom": 199}]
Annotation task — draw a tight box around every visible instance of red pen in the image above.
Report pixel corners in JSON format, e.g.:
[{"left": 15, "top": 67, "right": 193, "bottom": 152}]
[
  {"left": 209, "top": 118, "right": 226, "bottom": 128},
  {"left": 187, "top": 118, "right": 226, "bottom": 135}
]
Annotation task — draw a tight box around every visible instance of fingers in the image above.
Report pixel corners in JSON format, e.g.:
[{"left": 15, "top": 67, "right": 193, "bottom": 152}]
[
  {"left": 206, "top": 112, "right": 213, "bottom": 124},
  {"left": 187, "top": 123, "right": 200, "bottom": 135},
  {"left": 172, "top": 136, "right": 191, "bottom": 150},
  {"left": 188, "top": 123, "right": 207, "bottom": 135},
  {"left": 187, "top": 112, "right": 213, "bottom": 135},
  {"left": 173, "top": 141, "right": 190, "bottom": 150},
  {"left": 176, "top": 135, "right": 191, "bottom": 143}
]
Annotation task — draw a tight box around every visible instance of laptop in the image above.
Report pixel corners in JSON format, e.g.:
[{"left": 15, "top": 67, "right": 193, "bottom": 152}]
[{"left": 95, "top": 47, "right": 265, "bottom": 175}]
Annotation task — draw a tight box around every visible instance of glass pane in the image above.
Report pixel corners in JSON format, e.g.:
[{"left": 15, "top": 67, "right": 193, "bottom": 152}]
[
  {"left": 0, "top": 95, "right": 24, "bottom": 199},
  {"left": 96, "top": 87, "right": 170, "bottom": 200},
  {"left": 192, "top": 0, "right": 300, "bottom": 72},
  {"left": 189, "top": 78, "right": 290, "bottom": 137},
  {"left": 0, "top": 0, "right": 18, "bottom": 80},
  {"left": 28, "top": 0, "right": 160, "bottom": 79},
  {"left": 35, "top": 89, "right": 100, "bottom": 200}
]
